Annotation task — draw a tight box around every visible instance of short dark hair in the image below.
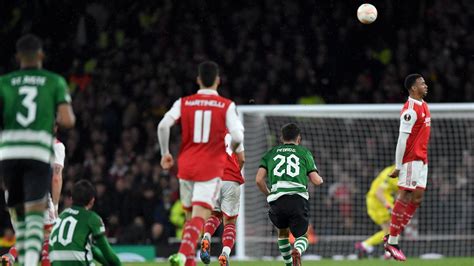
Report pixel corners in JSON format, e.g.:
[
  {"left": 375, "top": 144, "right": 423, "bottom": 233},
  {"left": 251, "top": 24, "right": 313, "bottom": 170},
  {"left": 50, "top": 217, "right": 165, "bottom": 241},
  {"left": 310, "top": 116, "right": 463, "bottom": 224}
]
[
  {"left": 16, "top": 34, "right": 43, "bottom": 54},
  {"left": 281, "top": 123, "right": 301, "bottom": 142},
  {"left": 404, "top": 73, "right": 422, "bottom": 91},
  {"left": 72, "top": 180, "right": 96, "bottom": 207},
  {"left": 198, "top": 61, "right": 219, "bottom": 87}
]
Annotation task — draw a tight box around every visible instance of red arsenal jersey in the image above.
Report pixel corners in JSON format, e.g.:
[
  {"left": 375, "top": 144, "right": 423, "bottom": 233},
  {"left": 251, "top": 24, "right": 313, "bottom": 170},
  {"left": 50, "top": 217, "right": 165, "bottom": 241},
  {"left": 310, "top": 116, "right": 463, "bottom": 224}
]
[
  {"left": 399, "top": 97, "right": 431, "bottom": 164},
  {"left": 223, "top": 134, "right": 245, "bottom": 184},
  {"left": 177, "top": 93, "right": 232, "bottom": 181}
]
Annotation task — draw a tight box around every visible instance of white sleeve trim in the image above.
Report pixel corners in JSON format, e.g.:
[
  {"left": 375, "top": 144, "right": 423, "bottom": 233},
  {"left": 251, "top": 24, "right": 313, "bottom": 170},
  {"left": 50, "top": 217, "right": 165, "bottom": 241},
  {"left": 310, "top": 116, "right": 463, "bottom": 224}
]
[
  {"left": 395, "top": 132, "right": 409, "bottom": 169},
  {"left": 53, "top": 142, "right": 65, "bottom": 167},
  {"left": 399, "top": 109, "right": 417, "bottom": 133}
]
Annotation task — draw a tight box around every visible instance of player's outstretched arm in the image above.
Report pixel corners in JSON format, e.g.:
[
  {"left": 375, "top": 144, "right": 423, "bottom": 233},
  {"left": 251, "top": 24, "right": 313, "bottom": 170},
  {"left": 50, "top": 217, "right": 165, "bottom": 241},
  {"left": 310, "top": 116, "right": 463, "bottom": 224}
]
[
  {"left": 95, "top": 235, "right": 122, "bottom": 266},
  {"left": 308, "top": 171, "right": 323, "bottom": 186},
  {"left": 255, "top": 167, "right": 270, "bottom": 196}
]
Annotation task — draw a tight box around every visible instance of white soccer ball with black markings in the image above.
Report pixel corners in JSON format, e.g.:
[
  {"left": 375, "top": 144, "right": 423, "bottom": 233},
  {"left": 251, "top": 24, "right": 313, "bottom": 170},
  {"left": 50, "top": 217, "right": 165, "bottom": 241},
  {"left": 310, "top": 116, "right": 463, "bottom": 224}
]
[{"left": 357, "top": 3, "right": 377, "bottom": 24}]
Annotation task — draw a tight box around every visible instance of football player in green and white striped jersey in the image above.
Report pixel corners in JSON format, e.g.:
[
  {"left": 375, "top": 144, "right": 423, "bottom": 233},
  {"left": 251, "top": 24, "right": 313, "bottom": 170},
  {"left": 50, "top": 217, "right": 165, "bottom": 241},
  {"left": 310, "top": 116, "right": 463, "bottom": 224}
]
[{"left": 256, "top": 123, "right": 323, "bottom": 266}]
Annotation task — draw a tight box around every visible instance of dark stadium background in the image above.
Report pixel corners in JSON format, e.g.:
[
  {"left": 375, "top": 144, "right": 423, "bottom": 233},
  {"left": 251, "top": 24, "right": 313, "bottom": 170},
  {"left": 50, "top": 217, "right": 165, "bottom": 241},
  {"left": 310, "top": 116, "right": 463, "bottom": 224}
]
[{"left": 0, "top": 0, "right": 472, "bottom": 257}]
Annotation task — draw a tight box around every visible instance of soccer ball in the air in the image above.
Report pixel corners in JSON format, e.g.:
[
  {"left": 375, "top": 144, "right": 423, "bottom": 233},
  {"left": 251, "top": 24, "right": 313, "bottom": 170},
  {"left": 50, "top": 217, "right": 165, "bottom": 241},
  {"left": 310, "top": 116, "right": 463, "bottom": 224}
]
[{"left": 357, "top": 3, "right": 377, "bottom": 24}]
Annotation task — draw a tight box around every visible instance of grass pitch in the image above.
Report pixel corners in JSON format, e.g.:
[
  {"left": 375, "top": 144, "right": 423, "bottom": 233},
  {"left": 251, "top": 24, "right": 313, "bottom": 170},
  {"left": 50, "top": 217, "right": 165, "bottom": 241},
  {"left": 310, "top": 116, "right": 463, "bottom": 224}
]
[{"left": 127, "top": 257, "right": 473, "bottom": 266}]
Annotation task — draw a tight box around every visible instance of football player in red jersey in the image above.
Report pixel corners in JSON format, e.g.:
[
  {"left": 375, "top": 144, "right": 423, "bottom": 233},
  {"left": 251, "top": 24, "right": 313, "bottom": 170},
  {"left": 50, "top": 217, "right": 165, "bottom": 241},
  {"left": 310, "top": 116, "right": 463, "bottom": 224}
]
[
  {"left": 200, "top": 133, "right": 245, "bottom": 266},
  {"left": 384, "top": 74, "right": 431, "bottom": 261},
  {"left": 158, "top": 61, "right": 244, "bottom": 266}
]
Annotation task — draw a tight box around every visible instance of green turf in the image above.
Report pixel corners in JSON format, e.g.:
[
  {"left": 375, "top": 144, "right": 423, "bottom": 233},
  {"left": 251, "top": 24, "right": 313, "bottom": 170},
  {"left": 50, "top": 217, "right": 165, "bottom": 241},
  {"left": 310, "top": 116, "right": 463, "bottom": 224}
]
[{"left": 126, "top": 257, "right": 474, "bottom": 266}]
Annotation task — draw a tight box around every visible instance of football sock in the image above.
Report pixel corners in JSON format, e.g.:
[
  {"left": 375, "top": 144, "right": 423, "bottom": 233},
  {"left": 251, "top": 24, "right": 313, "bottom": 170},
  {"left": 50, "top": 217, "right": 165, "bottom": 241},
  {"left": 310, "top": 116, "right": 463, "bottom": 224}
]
[
  {"left": 25, "top": 211, "right": 44, "bottom": 266},
  {"left": 178, "top": 217, "right": 205, "bottom": 258},
  {"left": 13, "top": 214, "right": 26, "bottom": 264},
  {"left": 294, "top": 235, "right": 309, "bottom": 256},
  {"left": 364, "top": 230, "right": 386, "bottom": 249},
  {"left": 400, "top": 202, "right": 419, "bottom": 232},
  {"left": 389, "top": 200, "right": 408, "bottom": 242},
  {"left": 203, "top": 214, "right": 222, "bottom": 239},
  {"left": 185, "top": 255, "right": 196, "bottom": 266},
  {"left": 278, "top": 238, "right": 293, "bottom": 266},
  {"left": 222, "top": 223, "right": 236, "bottom": 256},
  {"left": 41, "top": 238, "right": 50, "bottom": 265}
]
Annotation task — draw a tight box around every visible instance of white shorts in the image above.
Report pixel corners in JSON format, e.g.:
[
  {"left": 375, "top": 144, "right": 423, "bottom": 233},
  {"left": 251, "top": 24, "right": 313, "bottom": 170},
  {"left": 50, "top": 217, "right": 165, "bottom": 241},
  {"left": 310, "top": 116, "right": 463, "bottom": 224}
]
[
  {"left": 214, "top": 181, "right": 241, "bottom": 218},
  {"left": 398, "top": 161, "right": 428, "bottom": 190},
  {"left": 44, "top": 194, "right": 57, "bottom": 227},
  {"left": 180, "top": 177, "right": 222, "bottom": 211}
]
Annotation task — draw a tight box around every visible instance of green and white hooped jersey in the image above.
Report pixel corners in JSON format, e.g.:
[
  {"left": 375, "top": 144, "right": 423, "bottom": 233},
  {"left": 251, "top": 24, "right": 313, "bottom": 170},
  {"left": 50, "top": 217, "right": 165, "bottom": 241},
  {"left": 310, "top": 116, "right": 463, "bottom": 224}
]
[
  {"left": 259, "top": 144, "right": 318, "bottom": 202},
  {"left": 0, "top": 69, "right": 71, "bottom": 163},
  {"left": 49, "top": 206, "right": 106, "bottom": 266}
]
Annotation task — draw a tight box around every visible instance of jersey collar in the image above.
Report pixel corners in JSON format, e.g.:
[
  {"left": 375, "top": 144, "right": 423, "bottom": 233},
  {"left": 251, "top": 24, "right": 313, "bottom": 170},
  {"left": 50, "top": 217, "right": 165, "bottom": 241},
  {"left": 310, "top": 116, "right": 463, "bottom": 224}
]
[
  {"left": 197, "top": 89, "right": 219, "bottom": 95},
  {"left": 408, "top": 97, "right": 423, "bottom": 106}
]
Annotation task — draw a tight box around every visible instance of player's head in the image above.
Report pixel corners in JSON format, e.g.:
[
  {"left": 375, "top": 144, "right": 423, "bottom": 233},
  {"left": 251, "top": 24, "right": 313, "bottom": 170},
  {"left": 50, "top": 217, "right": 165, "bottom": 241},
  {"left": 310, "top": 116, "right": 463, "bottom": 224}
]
[
  {"left": 197, "top": 61, "right": 220, "bottom": 90},
  {"left": 281, "top": 123, "right": 301, "bottom": 144},
  {"left": 404, "top": 73, "right": 428, "bottom": 98},
  {"left": 72, "top": 180, "right": 97, "bottom": 208},
  {"left": 16, "top": 34, "right": 44, "bottom": 68}
]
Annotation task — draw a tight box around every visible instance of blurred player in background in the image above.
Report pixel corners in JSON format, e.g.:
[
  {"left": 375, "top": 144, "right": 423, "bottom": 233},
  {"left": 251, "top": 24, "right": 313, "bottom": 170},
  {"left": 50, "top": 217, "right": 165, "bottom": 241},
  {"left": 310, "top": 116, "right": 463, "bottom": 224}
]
[
  {"left": 355, "top": 165, "right": 398, "bottom": 258},
  {"left": 158, "top": 61, "right": 244, "bottom": 266},
  {"left": 2, "top": 125, "right": 66, "bottom": 266},
  {"left": 256, "top": 123, "right": 323, "bottom": 266},
  {"left": 0, "top": 34, "right": 75, "bottom": 266},
  {"left": 49, "top": 180, "right": 121, "bottom": 266},
  {"left": 384, "top": 74, "right": 431, "bottom": 261},
  {"left": 200, "top": 133, "right": 245, "bottom": 266}
]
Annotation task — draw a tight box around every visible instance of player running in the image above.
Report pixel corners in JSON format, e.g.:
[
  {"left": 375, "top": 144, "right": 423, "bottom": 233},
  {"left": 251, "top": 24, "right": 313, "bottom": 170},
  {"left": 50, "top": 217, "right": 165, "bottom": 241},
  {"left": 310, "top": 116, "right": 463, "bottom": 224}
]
[
  {"left": 0, "top": 34, "right": 75, "bottom": 266},
  {"left": 158, "top": 61, "right": 244, "bottom": 266},
  {"left": 2, "top": 132, "right": 66, "bottom": 266},
  {"left": 256, "top": 123, "right": 323, "bottom": 266},
  {"left": 355, "top": 165, "right": 398, "bottom": 258},
  {"left": 384, "top": 74, "right": 431, "bottom": 261},
  {"left": 49, "top": 180, "right": 121, "bottom": 266},
  {"left": 200, "top": 133, "right": 245, "bottom": 266}
]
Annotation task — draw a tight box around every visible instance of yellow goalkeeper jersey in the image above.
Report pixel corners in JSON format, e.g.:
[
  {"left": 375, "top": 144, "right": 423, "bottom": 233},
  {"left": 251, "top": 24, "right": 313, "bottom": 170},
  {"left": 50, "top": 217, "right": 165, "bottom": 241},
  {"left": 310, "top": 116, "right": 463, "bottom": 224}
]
[{"left": 366, "top": 165, "right": 398, "bottom": 209}]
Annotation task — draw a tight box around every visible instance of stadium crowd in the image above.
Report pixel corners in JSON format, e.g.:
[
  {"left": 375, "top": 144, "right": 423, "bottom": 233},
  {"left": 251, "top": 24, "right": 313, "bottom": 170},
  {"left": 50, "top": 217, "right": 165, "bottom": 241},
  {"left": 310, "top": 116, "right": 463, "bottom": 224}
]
[{"left": 0, "top": 0, "right": 473, "bottom": 248}]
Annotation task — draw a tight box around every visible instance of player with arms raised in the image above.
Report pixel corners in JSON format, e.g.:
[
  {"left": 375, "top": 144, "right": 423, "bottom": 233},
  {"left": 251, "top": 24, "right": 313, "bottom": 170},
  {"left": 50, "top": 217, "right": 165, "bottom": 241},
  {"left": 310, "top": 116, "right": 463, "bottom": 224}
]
[
  {"left": 256, "top": 123, "right": 323, "bottom": 266},
  {"left": 0, "top": 34, "right": 75, "bottom": 266},
  {"left": 158, "top": 61, "right": 244, "bottom": 266},
  {"left": 199, "top": 133, "right": 245, "bottom": 266},
  {"left": 49, "top": 180, "right": 121, "bottom": 266},
  {"left": 384, "top": 74, "right": 431, "bottom": 261}
]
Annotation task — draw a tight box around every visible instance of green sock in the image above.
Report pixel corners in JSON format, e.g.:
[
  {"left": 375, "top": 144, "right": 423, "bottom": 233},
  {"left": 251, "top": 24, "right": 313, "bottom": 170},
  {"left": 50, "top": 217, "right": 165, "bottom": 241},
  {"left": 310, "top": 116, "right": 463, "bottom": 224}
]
[
  {"left": 14, "top": 216, "right": 26, "bottom": 264},
  {"left": 278, "top": 238, "right": 292, "bottom": 266},
  {"left": 294, "top": 235, "right": 309, "bottom": 255},
  {"left": 24, "top": 211, "right": 44, "bottom": 265}
]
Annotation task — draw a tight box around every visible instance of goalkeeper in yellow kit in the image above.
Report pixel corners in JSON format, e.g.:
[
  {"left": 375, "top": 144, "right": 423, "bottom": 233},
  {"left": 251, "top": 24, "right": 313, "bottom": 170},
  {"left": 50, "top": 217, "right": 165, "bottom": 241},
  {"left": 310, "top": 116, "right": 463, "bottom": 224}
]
[{"left": 355, "top": 165, "right": 398, "bottom": 258}]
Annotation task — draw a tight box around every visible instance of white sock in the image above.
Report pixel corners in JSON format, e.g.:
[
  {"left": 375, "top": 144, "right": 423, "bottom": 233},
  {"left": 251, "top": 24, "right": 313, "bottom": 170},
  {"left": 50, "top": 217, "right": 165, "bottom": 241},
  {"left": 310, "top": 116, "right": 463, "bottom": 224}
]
[
  {"left": 388, "top": 235, "right": 399, "bottom": 245},
  {"left": 24, "top": 250, "right": 40, "bottom": 266},
  {"left": 222, "top": 246, "right": 231, "bottom": 256}
]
